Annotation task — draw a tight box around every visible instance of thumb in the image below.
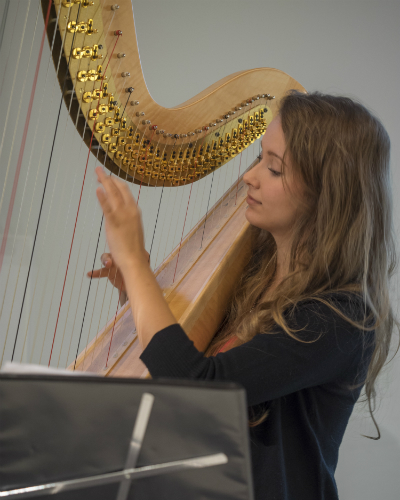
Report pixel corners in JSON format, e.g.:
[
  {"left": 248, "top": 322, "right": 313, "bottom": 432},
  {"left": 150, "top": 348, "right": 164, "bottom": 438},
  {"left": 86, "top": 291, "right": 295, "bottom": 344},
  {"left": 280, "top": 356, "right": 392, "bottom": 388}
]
[{"left": 101, "top": 253, "right": 112, "bottom": 267}]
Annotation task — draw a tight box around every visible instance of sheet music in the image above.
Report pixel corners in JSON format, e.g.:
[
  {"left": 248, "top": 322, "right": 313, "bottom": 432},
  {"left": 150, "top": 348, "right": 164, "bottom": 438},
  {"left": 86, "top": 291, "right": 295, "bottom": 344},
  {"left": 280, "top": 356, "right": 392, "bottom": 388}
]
[{"left": 0, "top": 362, "right": 100, "bottom": 377}]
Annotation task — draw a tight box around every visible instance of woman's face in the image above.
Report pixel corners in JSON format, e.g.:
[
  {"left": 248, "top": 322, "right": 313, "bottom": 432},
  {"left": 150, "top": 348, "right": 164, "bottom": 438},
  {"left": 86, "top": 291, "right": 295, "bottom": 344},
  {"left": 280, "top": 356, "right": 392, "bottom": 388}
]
[{"left": 243, "top": 116, "right": 303, "bottom": 238}]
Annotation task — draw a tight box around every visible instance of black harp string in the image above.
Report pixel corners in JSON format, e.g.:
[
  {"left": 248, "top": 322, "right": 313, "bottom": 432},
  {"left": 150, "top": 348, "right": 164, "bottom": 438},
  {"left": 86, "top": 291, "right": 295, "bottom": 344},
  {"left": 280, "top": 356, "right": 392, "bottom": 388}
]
[
  {"left": 11, "top": 3, "right": 83, "bottom": 361},
  {"left": 76, "top": 38, "right": 140, "bottom": 368},
  {"left": 73, "top": 109, "right": 131, "bottom": 370}
]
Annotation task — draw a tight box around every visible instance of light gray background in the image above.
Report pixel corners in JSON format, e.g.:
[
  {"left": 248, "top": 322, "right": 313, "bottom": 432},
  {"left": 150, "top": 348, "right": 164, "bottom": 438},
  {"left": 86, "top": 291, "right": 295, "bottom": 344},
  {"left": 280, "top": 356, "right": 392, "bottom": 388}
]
[{"left": 0, "top": 0, "right": 399, "bottom": 498}]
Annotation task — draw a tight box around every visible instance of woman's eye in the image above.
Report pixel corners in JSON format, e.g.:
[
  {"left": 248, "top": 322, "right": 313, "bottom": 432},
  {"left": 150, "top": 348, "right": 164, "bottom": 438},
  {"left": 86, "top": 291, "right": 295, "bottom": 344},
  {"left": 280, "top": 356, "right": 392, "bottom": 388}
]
[{"left": 268, "top": 168, "right": 281, "bottom": 177}]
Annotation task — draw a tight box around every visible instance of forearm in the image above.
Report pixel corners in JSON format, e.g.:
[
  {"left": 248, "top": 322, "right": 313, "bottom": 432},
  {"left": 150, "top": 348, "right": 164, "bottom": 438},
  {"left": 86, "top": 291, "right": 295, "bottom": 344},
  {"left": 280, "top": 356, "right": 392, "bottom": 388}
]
[{"left": 122, "top": 259, "right": 177, "bottom": 349}]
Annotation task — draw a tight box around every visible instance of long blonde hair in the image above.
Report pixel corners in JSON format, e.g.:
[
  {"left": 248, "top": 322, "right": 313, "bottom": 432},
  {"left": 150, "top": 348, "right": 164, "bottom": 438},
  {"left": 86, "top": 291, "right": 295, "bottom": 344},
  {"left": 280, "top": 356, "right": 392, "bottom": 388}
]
[{"left": 207, "top": 91, "right": 399, "bottom": 436}]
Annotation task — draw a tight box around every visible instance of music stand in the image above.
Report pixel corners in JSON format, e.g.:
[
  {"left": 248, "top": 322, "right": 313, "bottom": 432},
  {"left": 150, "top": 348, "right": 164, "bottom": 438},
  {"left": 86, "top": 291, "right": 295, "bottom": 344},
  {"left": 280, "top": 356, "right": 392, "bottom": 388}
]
[{"left": 0, "top": 371, "right": 254, "bottom": 499}]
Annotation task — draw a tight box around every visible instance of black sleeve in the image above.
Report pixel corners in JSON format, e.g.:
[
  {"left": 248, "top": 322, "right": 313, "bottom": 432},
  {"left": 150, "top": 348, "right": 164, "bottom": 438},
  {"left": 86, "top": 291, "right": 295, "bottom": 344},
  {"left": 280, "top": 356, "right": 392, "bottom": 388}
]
[{"left": 140, "top": 298, "right": 371, "bottom": 406}]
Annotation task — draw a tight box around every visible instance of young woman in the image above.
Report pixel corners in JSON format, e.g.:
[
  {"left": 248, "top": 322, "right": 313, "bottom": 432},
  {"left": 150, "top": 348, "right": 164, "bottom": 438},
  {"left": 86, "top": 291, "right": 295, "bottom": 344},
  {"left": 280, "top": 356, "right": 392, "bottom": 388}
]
[{"left": 90, "top": 91, "right": 398, "bottom": 499}]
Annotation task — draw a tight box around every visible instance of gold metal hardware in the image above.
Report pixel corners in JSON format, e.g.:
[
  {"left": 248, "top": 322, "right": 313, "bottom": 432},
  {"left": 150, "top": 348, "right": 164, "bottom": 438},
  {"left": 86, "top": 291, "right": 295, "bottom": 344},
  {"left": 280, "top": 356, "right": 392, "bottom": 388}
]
[
  {"left": 72, "top": 48, "right": 83, "bottom": 59},
  {"left": 92, "top": 89, "right": 103, "bottom": 100},
  {"left": 115, "top": 151, "right": 124, "bottom": 160},
  {"left": 83, "top": 91, "right": 92, "bottom": 103},
  {"left": 95, "top": 122, "right": 105, "bottom": 133},
  {"left": 62, "top": 0, "right": 94, "bottom": 7},
  {"left": 91, "top": 44, "right": 102, "bottom": 60},
  {"left": 87, "top": 19, "right": 98, "bottom": 35},
  {"left": 82, "top": 46, "right": 93, "bottom": 58},
  {"left": 77, "top": 68, "right": 103, "bottom": 82},
  {"left": 111, "top": 128, "right": 120, "bottom": 137},
  {"left": 77, "top": 71, "right": 88, "bottom": 82},
  {"left": 102, "top": 134, "right": 111, "bottom": 143},
  {"left": 88, "top": 109, "right": 99, "bottom": 120},
  {"left": 99, "top": 104, "right": 108, "bottom": 114},
  {"left": 67, "top": 21, "right": 88, "bottom": 34},
  {"left": 118, "top": 137, "right": 126, "bottom": 146}
]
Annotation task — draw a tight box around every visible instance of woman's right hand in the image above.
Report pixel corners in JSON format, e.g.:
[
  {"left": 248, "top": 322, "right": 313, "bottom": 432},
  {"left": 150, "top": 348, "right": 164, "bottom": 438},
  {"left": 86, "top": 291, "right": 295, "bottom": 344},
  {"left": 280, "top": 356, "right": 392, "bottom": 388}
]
[{"left": 87, "top": 253, "right": 126, "bottom": 293}]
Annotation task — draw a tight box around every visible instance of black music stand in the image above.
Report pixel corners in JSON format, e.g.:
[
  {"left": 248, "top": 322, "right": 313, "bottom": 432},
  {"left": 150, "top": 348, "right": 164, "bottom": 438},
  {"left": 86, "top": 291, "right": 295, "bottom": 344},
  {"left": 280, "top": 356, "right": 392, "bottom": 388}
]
[{"left": 0, "top": 371, "right": 254, "bottom": 499}]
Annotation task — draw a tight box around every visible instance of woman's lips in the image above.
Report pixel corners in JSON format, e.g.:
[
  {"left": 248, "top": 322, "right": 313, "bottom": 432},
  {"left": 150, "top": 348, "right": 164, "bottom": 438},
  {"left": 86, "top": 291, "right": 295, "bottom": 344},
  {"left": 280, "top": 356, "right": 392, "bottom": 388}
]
[{"left": 246, "top": 194, "right": 261, "bottom": 205}]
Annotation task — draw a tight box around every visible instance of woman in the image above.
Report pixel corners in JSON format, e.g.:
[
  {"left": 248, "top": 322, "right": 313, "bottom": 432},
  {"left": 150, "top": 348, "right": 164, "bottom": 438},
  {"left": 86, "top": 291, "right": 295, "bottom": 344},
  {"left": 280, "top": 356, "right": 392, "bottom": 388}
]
[{"left": 89, "top": 91, "right": 398, "bottom": 499}]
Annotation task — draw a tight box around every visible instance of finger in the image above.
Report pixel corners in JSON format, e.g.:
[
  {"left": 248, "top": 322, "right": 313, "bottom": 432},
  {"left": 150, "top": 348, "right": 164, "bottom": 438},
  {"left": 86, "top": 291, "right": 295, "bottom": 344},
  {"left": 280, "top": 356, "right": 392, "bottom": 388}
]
[
  {"left": 119, "top": 180, "right": 138, "bottom": 207},
  {"left": 95, "top": 167, "right": 124, "bottom": 211},
  {"left": 96, "top": 186, "right": 113, "bottom": 216},
  {"left": 87, "top": 268, "right": 112, "bottom": 279},
  {"left": 100, "top": 253, "right": 112, "bottom": 267}
]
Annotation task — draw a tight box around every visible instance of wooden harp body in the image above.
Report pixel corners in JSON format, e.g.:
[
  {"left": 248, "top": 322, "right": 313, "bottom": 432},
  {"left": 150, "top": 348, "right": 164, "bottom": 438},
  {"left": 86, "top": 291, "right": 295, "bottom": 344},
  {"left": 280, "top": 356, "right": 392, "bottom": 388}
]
[{"left": 0, "top": 0, "right": 305, "bottom": 374}]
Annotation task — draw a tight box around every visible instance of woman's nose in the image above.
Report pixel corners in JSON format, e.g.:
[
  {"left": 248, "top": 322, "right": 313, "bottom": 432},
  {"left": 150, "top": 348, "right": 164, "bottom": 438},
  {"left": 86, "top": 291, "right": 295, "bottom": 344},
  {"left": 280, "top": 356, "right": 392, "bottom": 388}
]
[{"left": 243, "top": 164, "right": 259, "bottom": 188}]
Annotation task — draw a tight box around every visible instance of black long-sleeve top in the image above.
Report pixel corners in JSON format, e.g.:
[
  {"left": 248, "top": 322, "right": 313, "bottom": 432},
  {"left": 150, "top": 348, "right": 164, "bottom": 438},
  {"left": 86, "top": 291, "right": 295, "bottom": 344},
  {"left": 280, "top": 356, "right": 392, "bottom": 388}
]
[{"left": 140, "top": 293, "right": 374, "bottom": 500}]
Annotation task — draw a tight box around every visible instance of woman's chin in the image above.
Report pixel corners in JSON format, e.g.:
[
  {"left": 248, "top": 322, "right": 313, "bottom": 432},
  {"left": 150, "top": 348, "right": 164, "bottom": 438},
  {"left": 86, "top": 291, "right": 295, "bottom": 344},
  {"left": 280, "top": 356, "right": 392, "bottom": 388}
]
[
  {"left": 245, "top": 209, "right": 269, "bottom": 231},
  {"left": 245, "top": 208, "right": 259, "bottom": 227}
]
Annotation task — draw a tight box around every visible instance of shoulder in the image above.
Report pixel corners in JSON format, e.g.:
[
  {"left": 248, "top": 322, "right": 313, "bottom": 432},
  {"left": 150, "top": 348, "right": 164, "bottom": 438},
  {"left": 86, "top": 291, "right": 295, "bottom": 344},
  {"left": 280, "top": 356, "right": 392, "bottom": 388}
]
[{"left": 268, "top": 291, "right": 375, "bottom": 348}]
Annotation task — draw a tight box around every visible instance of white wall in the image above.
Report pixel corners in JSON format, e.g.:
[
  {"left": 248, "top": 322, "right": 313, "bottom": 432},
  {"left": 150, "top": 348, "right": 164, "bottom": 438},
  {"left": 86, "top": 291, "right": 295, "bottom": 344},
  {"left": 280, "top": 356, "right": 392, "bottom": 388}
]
[{"left": 130, "top": 0, "right": 400, "bottom": 498}]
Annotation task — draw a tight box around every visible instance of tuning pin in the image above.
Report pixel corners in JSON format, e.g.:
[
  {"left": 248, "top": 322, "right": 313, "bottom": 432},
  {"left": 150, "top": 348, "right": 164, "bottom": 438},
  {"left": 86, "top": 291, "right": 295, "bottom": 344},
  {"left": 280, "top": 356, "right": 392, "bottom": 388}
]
[
  {"left": 117, "top": 53, "right": 126, "bottom": 59},
  {"left": 130, "top": 100, "right": 139, "bottom": 106},
  {"left": 111, "top": 4, "right": 120, "bottom": 10},
  {"left": 125, "top": 87, "right": 134, "bottom": 93},
  {"left": 136, "top": 111, "right": 145, "bottom": 116},
  {"left": 121, "top": 72, "right": 130, "bottom": 77},
  {"left": 142, "top": 120, "right": 151, "bottom": 125}
]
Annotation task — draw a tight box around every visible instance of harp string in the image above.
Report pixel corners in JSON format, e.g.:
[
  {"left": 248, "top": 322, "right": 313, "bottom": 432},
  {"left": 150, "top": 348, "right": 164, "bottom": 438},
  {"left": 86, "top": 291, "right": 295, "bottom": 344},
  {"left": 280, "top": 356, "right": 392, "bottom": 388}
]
[
  {"left": 4, "top": 1, "right": 82, "bottom": 365},
  {"left": 70, "top": 5, "right": 137, "bottom": 368},
  {"left": 0, "top": 0, "right": 18, "bottom": 99},
  {"left": 49, "top": 32, "right": 122, "bottom": 365},
  {"left": 56, "top": 142, "right": 105, "bottom": 368},
  {"left": 101, "top": 126, "right": 159, "bottom": 367},
  {"left": 0, "top": 0, "right": 56, "bottom": 328},
  {"left": 75, "top": 4, "right": 144, "bottom": 369},
  {"left": 0, "top": 0, "right": 33, "bottom": 256},
  {"left": 71, "top": 28, "right": 137, "bottom": 369},
  {"left": 0, "top": 0, "right": 54, "bottom": 364},
  {"left": 29, "top": 4, "right": 100, "bottom": 366},
  {"left": 170, "top": 127, "right": 207, "bottom": 281}
]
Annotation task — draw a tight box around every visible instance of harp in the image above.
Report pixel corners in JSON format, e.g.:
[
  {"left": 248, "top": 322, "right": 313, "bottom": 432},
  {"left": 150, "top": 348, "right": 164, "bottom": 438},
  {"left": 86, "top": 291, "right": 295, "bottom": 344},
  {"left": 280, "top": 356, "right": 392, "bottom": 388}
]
[{"left": 0, "top": 0, "right": 305, "bottom": 376}]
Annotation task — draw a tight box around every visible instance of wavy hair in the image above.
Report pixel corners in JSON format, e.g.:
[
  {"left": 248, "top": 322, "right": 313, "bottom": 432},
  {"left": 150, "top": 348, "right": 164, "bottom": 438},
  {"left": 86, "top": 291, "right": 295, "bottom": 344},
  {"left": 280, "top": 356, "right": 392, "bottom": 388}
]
[{"left": 206, "top": 91, "right": 399, "bottom": 436}]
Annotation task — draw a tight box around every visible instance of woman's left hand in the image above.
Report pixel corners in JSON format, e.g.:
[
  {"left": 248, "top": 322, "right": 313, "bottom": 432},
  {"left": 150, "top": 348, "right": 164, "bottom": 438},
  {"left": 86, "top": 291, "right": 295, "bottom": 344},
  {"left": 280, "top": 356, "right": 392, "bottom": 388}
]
[{"left": 95, "top": 166, "right": 148, "bottom": 273}]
